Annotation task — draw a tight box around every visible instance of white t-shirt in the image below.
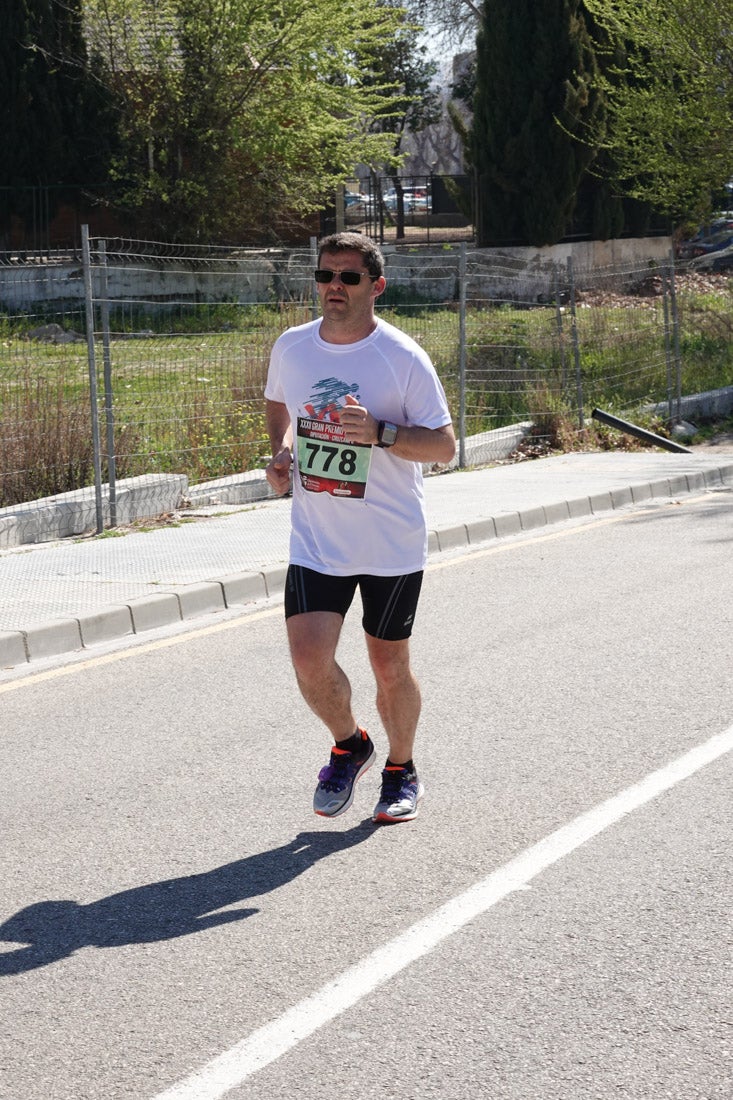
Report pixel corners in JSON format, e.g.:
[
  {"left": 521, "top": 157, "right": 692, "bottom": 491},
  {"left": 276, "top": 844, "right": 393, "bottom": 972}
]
[{"left": 265, "top": 316, "right": 452, "bottom": 576}]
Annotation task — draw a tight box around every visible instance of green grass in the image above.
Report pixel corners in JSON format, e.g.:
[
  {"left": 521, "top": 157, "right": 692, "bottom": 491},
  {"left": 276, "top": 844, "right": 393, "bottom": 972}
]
[{"left": 2, "top": 277, "right": 733, "bottom": 507}]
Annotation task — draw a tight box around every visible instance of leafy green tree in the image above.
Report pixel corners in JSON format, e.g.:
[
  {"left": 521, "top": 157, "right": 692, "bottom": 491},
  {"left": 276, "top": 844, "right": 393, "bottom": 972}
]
[
  {"left": 84, "top": 0, "right": 412, "bottom": 242},
  {"left": 469, "top": 0, "right": 606, "bottom": 247},
  {"left": 584, "top": 0, "right": 733, "bottom": 224}
]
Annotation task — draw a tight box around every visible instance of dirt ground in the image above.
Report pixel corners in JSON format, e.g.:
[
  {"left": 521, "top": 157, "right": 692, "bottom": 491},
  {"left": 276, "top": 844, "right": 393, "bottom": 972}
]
[{"left": 689, "top": 427, "right": 733, "bottom": 452}]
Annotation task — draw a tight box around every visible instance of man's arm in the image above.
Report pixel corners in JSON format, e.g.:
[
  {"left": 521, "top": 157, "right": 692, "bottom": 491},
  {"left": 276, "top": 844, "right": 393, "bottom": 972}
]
[
  {"left": 387, "top": 422, "right": 456, "bottom": 465},
  {"left": 265, "top": 398, "right": 293, "bottom": 496},
  {"left": 339, "top": 395, "right": 456, "bottom": 465}
]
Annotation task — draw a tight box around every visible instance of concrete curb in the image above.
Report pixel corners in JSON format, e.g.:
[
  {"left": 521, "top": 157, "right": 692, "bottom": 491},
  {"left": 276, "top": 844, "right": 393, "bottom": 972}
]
[
  {"left": 0, "top": 474, "right": 188, "bottom": 549},
  {"left": 2, "top": 461, "right": 731, "bottom": 671},
  {"left": 0, "top": 564, "right": 291, "bottom": 669},
  {"left": 648, "top": 383, "right": 733, "bottom": 423}
]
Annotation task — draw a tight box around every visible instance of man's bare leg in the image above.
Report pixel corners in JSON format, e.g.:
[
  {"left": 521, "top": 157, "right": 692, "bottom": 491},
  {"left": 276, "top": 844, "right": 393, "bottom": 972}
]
[
  {"left": 286, "top": 610, "right": 357, "bottom": 742},
  {"left": 288, "top": 611, "right": 377, "bottom": 817},
  {"left": 365, "top": 635, "right": 421, "bottom": 765},
  {"left": 366, "top": 634, "right": 424, "bottom": 822}
]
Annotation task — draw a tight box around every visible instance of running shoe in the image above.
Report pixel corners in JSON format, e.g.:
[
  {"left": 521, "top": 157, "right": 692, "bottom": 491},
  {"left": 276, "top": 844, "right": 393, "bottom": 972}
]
[
  {"left": 372, "top": 765, "right": 424, "bottom": 823},
  {"left": 313, "top": 729, "right": 376, "bottom": 817}
]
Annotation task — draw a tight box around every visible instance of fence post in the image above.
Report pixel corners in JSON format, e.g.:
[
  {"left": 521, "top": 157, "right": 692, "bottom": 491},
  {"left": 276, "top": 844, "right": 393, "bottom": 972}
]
[
  {"left": 662, "top": 264, "right": 674, "bottom": 422},
  {"left": 81, "top": 224, "right": 105, "bottom": 534},
  {"left": 567, "top": 256, "right": 585, "bottom": 430},
  {"left": 668, "top": 249, "right": 682, "bottom": 421},
  {"left": 309, "top": 235, "right": 319, "bottom": 321},
  {"left": 458, "top": 241, "right": 467, "bottom": 468},
  {"left": 98, "top": 240, "right": 117, "bottom": 526},
  {"left": 554, "top": 263, "right": 568, "bottom": 394}
]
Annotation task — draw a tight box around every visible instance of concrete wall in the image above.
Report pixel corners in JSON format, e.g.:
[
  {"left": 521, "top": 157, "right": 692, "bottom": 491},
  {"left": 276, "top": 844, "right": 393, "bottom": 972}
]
[
  {"left": 484, "top": 235, "right": 673, "bottom": 271},
  {"left": 0, "top": 253, "right": 285, "bottom": 310},
  {"left": 382, "top": 236, "right": 673, "bottom": 302},
  {"left": 1, "top": 237, "right": 674, "bottom": 312}
]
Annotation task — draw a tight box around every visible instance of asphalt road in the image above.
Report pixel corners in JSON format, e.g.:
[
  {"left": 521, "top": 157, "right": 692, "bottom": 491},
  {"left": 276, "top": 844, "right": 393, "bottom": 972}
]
[{"left": 1, "top": 491, "right": 731, "bottom": 1100}]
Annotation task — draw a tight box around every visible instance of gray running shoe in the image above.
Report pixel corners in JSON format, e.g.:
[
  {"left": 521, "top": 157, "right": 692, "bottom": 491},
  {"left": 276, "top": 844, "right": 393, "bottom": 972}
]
[
  {"left": 313, "top": 729, "right": 376, "bottom": 817},
  {"left": 372, "top": 766, "right": 424, "bottom": 823}
]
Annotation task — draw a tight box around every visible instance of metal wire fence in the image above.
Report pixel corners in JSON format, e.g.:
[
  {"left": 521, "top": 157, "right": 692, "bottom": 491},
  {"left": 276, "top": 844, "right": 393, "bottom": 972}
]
[{"left": 1, "top": 234, "right": 732, "bottom": 545}]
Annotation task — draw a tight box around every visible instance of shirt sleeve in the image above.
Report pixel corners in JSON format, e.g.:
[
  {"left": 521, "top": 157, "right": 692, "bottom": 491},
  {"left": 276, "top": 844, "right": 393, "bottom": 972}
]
[
  {"left": 264, "top": 336, "right": 284, "bottom": 403},
  {"left": 403, "top": 347, "right": 453, "bottom": 431}
]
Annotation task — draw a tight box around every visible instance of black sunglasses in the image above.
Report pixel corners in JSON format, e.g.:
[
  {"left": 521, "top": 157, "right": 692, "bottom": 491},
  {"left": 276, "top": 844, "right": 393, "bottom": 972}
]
[{"left": 314, "top": 269, "right": 377, "bottom": 285}]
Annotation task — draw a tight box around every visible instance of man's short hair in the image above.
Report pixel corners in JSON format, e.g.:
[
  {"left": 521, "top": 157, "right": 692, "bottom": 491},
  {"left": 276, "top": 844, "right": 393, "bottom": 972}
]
[{"left": 317, "top": 232, "right": 385, "bottom": 279}]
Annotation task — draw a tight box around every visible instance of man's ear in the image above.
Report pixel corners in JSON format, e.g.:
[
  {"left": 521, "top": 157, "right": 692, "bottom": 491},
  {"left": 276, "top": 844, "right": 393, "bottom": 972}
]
[{"left": 372, "top": 275, "right": 387, "bottom": 299}]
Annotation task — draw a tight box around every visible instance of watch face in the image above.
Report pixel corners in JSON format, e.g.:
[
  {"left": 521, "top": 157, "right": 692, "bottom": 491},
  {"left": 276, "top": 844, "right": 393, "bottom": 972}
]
[{"left": 380, "top": 421, "right": 398, "bottom": 446}]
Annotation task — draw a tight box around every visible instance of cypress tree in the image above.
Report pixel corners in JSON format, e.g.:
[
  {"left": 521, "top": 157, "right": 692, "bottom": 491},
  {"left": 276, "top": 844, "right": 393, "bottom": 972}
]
[
  {"left": 0, "top": 0, "right": 117, "bottom": 241},
  {"left": 470, "top": 0, "right": 605, "bottom": 247}
]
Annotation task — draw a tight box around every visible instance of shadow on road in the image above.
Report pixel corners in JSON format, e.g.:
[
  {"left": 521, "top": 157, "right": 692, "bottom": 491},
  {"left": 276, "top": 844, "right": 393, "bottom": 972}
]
[{"left": 0, "top": 823, "right": 375, "bottom": 976}]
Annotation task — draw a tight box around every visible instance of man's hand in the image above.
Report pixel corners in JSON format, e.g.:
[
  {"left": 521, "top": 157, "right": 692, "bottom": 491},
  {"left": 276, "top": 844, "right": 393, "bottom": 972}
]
[
  {"left": 266, "top": 447, "right": 293, "bottom": 495},
  {"left": 338, "top": 393, "right": 379, "bottom": 445}
]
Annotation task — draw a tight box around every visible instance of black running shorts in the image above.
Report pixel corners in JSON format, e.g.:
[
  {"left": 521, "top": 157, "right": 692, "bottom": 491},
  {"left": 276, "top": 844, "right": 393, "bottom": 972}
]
[{"left": 284, "top": 565, "right": 424, "bottom": 641}]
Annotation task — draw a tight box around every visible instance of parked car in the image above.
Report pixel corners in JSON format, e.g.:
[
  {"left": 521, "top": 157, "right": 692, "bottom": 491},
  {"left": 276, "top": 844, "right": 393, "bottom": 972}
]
[
  {"left": 690, "top": 240, "right": 733, "bottom": 271},
  {"left": 677, "top": 216, "right": 733, "bottom": 259},
  {"left": 343, "top": 190, "right": 377, "bottom": 221},
  {"left": 382, "top": 186, "right": 431, "bottom": 214}
]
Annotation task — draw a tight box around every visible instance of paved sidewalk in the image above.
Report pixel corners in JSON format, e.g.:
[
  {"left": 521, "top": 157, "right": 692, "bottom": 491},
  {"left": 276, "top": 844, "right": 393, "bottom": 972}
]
[{"left": 1, "top": 449, "right": 732, "bottom": 671}]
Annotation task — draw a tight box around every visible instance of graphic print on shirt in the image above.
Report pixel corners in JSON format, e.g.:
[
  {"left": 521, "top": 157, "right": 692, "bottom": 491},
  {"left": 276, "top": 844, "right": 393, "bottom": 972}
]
[{"left": 296, "top": 377, "right": 373, "bottom": 498}]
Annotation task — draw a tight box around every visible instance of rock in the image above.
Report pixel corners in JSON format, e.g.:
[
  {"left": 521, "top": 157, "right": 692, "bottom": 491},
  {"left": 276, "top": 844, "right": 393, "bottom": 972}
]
[
  {"left": 670, "top": 420, "right": 699, "bottom": 440},
  {"left": 27, "top": 323, "right": 82, "bottom": 343}
]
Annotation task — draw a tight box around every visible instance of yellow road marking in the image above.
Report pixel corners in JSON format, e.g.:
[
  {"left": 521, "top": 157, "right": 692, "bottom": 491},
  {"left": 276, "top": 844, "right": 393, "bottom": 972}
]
[
  {"left": 0, "top": 494, "right": 711, "bottom": 694},
  {"left": 0, "top": 606, "right": 280, "bottom": 695}
]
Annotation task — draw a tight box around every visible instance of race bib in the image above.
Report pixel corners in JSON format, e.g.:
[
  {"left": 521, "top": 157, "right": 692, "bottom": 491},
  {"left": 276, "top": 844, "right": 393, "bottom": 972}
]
[{"left": 296, "top": 416, "right": 372, "bottom": 498}]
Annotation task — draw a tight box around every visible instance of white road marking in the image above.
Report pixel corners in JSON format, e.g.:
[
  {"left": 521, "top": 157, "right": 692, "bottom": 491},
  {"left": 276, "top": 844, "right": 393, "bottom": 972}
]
[{"left": 152, "top": 723, "right": 733, "bottom": 1100}]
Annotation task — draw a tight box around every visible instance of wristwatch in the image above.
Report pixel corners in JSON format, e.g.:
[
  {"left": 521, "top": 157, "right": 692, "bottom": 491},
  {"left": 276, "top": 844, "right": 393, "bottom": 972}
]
[{"left": 377, "top": 420, "right": 399, "bottom": 448}]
